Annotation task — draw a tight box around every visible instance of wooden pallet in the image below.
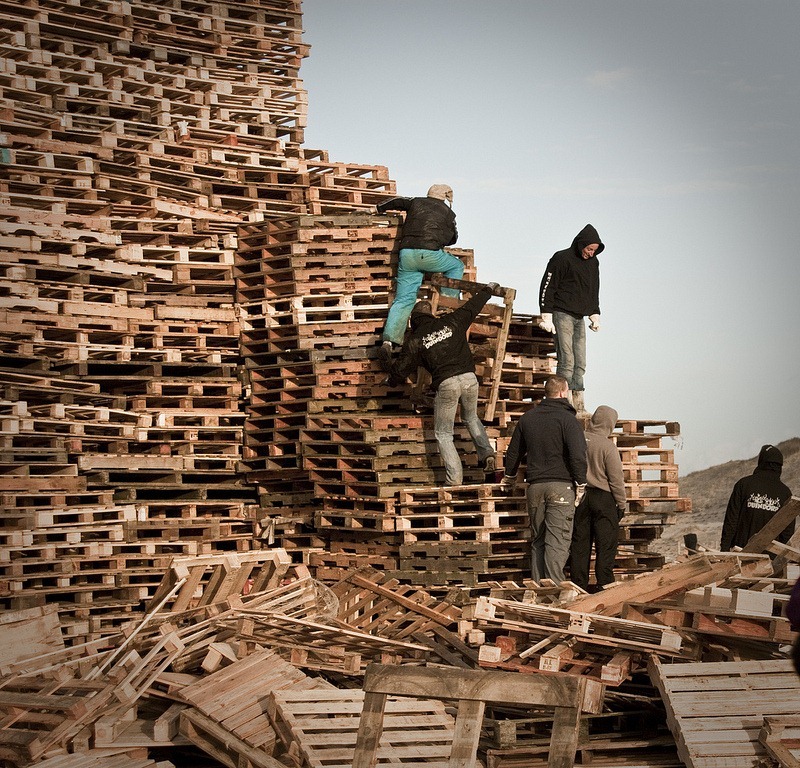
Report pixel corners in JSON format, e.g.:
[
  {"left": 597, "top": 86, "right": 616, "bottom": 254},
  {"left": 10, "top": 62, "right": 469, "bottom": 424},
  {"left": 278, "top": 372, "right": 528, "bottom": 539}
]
[
  {"left": 145, "top": 549, "right": 293, "bottom": 613},
  {"left": 351, "top": 664, "right": 604, "bottom": 768},
  {"left": 760, "top": 715, "right": 800, "bottom": 767},
  {"left": 178, "top": 647, "right": 332, "bottom": 767},
  {"left": 268, "top": 687, "right": 455, "bottom": 768},
  {"left": 649, "top": 657, "right": 800, "bottom": 768}
]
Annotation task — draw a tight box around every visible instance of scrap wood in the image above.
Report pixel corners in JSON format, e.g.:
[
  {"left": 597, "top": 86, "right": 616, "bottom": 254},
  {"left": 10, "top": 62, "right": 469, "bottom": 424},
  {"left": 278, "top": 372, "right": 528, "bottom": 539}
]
[
  {"left": 0, "top": 670, "right": 116, "bottom": 764},
  {"left": 228, "top": 611, "right": 433, "bottom": 674},
  {"left": 759, "top": 715, "right": 800, "bottom": 768},
  {"left": 351, "top": 663, "right": 604, "bottom": 768},
  {"left": 332, "top": 567, "right": 462, "bottom": 637},
  {"left": 94, "top": 701, "right": 190, "bottom": 749},
  {"left": 145, "top": 549, "right": 293, "bottom": 614},
  {"left": 127, "top": 576, "right": 328, "bottom": 672},
  {"left": 565, "top": 553, "right": 769, "bottom": 617},
  {"left": 741, "top": 497, "right": 800, "bottom": 555},
  {"left": 767, "top": 517, "right": 800, "bottom": 579},
  {"left": 179, "top": 709, "right": 287, "bottom": 768},
  {"left": 178, "top": 647, "right": 332, "bottom": 766},
  {"left": 410, "top": 623, "right": 481, "bottom": 669},
  {"left": 484, "top": 732, "right": 682, "bottom": 768},
  {"left": 484, "top": 579, "right": 587, "bottom": 605},
  {"left": 30, "top": 751, "right": 176, "bottom": 768},
  {"left": 625, "top": 597, "right": 793, "bottom": 648},
  {"left": 0, "top": 635, "right": 120, "bottom": 680},
  {"left": 269, "top": 686, "right": 455, "bottom": 768},
  {"left": 330, "top": 567, "right": 477, "bottom": 666},
  {"left": 479, "top": 644, "right": 637, "bottom": 686},
  {"left": 0, "top": 631, "right": 184, "bottom": 764},
  {"left": 0, "top": 606, "right": 64, "bottom": 669},
  {"left": 649, "top": 656, "right": 800, "bottom": 768},
  {"left": 466, "top": 595, "right": 690, "bottom": 656}
]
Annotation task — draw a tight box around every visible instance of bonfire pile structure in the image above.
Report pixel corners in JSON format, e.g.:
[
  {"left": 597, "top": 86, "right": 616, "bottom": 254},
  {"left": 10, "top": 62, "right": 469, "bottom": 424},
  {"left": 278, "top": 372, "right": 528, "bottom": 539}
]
[{"left": 1, "top": 1, "right": 799, "bottom": 767}]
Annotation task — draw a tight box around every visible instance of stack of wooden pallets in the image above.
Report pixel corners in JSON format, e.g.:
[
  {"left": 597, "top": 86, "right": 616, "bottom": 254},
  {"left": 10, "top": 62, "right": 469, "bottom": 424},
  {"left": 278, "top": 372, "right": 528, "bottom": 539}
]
[
  {"left": 0, "top": 0, "right": 321, "bottom": 639},
  {"left": 0, "top": 0, "right": 697, "bottom": 641}
]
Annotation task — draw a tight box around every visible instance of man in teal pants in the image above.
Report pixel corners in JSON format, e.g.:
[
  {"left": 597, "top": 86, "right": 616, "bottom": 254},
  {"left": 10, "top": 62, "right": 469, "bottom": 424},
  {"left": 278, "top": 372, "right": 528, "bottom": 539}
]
[{"left": 376, "top": 184, "right": 463, "bottom": 369}]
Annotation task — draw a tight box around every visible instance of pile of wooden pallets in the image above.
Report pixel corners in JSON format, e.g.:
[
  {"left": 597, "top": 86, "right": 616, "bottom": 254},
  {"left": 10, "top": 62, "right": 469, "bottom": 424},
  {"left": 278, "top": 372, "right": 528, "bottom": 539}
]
[
  {"left": 0, "top": 0, "right": 341, "bottom": 641},
  {"left": 0, "top": 0, "right": 698, "bottom": 646},
  {"left": 3, "top": 516, "right": 798, "bottom": 768}
]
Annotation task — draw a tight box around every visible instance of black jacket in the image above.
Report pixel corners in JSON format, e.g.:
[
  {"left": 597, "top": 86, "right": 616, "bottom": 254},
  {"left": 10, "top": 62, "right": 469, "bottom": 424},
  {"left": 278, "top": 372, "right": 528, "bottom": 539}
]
[
  {"left": 388, "top": 288, "right": 490, "bottom": 391},
  {"left": 376, "top": 196, "right": 458, "bottom": 251},
  {"left": 720, "top": 444, "right": 793, "bottom": 551},
  {"left": 504, "top": 398, "right": 587, "bottom": 485},
  {"left": 539, "top": 224, "right": 603, "bottom": 318}
]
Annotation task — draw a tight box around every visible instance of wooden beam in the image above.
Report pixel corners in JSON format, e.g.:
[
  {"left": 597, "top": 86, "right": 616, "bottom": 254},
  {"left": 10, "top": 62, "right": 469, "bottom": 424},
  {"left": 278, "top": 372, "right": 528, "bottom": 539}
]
[
  {"left": 360, "top": 663, "right": 603, "bottom": 714},
  {"left": 566, "top": 553, "right": 767, "bottom": 617},
  {"left": 741, "top": 497, "right": 800, "bottom": 554}
]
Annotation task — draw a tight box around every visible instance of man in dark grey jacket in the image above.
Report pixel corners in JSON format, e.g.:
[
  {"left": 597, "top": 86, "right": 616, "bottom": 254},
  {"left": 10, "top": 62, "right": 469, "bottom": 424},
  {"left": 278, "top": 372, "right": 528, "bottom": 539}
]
[
  {"left": 502, "top": 375, "right": 588, "bottom": 582},
  {"left": 376, "top": 185, "right": 464, "bottom": 367},
  {"left": 569, "top": 405, "right": 627, "bottom": 591}
]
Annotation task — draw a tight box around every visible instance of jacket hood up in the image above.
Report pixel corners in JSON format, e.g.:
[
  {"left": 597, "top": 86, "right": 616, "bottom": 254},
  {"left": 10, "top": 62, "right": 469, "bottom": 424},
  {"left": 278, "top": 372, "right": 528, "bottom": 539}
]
[
  {"left": 410, "top": 304, "right": 434, "bottom": 331},
  {"left": 587, "top": 405, "right": 618, "bottom": 437},
  {"left": 757, "top": 444, "right": 784, "bottom": 474},
  {"left": 572, "top": 224, "right": 605, "bottom": 256}
]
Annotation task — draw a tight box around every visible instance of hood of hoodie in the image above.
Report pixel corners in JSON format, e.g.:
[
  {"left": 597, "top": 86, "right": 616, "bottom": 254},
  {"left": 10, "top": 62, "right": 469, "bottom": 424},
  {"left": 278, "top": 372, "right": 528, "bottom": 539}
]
[
  {"left": 410, "top": 308, "right": 435, "bottom": 331},
  {"left": 587, "top": 405, "right": 618, "bottom": 437},
  {"left": 757, "top": 444, "right": 784, "bottom": 474},
  {"left": 571, "top": 224, "right": 605, "bottom": 256}
]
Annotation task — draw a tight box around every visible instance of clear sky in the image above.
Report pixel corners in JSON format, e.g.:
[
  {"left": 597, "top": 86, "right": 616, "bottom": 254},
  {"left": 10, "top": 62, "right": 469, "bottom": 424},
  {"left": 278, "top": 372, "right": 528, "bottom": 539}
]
[{"left": 299, "top": 0, "right": 800, "bottom": 475}]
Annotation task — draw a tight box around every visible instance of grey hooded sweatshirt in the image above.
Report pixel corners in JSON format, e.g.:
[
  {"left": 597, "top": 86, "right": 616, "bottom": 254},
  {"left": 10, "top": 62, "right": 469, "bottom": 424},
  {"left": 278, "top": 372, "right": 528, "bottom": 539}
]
[{"left": 585, "top": 405, "right": 627, "bottom": 509}]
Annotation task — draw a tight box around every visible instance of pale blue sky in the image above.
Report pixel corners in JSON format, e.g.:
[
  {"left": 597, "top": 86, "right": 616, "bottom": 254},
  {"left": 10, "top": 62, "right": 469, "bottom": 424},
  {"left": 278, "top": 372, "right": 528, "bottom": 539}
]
[{"left": 300, "top": 0, "right": 800, "bottom": 475}]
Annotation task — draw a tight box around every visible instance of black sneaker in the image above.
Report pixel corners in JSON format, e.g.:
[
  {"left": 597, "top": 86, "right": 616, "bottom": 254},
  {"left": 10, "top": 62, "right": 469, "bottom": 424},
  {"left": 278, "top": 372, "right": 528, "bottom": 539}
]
[
  {"left": 483, "top": 455, "right": 496, "bottom": 473},
  {"left": 378, "top": 341, "right": 393, "bottom": 371}
]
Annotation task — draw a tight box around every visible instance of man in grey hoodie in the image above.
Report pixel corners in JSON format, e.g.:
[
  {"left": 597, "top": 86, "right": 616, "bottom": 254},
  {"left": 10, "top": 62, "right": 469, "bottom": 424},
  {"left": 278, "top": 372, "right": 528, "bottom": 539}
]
[{"left": 569, "top": 405, "right": 627, "bottom": 591}]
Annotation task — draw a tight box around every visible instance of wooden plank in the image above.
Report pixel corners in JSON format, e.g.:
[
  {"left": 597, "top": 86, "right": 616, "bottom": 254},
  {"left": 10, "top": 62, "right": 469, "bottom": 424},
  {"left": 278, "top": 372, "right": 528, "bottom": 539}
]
[
  {"left": 566, "top": 554, "right": 766, "bottom": 617},
  {"left": 360, "top": 663, "right": 603, "bottom": 714},
  {"left": 760, "top": 715, "right": 800, "bottom": 767},
  {"left": 741, "top": 497, "right": 800, "bottom": 555},
  {"left": 351, "top": 691, "right": 387, "bottom": 768},
  {"left": 179, "top": 708, "right": 285, "bottom": 768}
]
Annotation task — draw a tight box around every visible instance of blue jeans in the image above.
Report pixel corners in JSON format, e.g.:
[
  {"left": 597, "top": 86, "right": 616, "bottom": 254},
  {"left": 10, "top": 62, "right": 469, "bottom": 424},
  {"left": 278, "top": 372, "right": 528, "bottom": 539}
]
[
  {"left": 553, "top": 311, "right": 586, "bottom": 391},
  {"left": 382, "top": 248, "right": 464, "bottom": 345},
  {"left": 434, "top": 372, "right": 494, "bottom": 486},
  {"left": 526, "top": 481, "right": 576, "bottom": 582}
]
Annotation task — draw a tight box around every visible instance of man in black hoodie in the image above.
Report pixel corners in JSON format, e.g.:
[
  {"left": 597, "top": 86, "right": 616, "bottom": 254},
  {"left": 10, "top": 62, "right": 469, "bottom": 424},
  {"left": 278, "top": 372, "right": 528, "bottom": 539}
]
[
  {"left": 538, "top": 224, "right": 604, "bottom": 416},
  {"left": 720, "top": 444, "right": 793, "bottom": 551},
  {"left": 501, "top": 376, "right": 588, "bottom": 582},
  {"left": 387, "top": 285, "right": 498, "bottom": 486}
]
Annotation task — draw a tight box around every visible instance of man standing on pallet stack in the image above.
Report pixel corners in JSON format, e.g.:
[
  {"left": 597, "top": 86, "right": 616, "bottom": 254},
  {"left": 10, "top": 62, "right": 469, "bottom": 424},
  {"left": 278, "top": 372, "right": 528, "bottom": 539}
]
[
  {"left": 537, "top": 224, "right": 604, "bottom": 417},
  {"left": 501, "top": 375, "right": 587, "bottom": 582},
  {"left": 386, "top": 285, "right": 498, "bottom": 487},
  {"left": 376, "top": 185, "right": 463, "bottom": 370},
  {"left": 569, "top": 405, "right": 628, "bottom": 592}
]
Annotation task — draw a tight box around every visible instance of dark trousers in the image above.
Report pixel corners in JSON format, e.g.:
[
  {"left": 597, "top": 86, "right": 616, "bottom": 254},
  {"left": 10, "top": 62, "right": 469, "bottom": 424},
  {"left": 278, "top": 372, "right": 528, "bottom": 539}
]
[{"left": 569, "top": 487, "right": 620, "bottom": 590}]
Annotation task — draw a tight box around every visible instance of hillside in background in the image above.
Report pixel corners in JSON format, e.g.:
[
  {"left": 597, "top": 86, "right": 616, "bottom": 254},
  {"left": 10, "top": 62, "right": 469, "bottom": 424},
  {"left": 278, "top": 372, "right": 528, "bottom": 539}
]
[{"left": 653, "top": 437, "right": 800, "bottom": 561}]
